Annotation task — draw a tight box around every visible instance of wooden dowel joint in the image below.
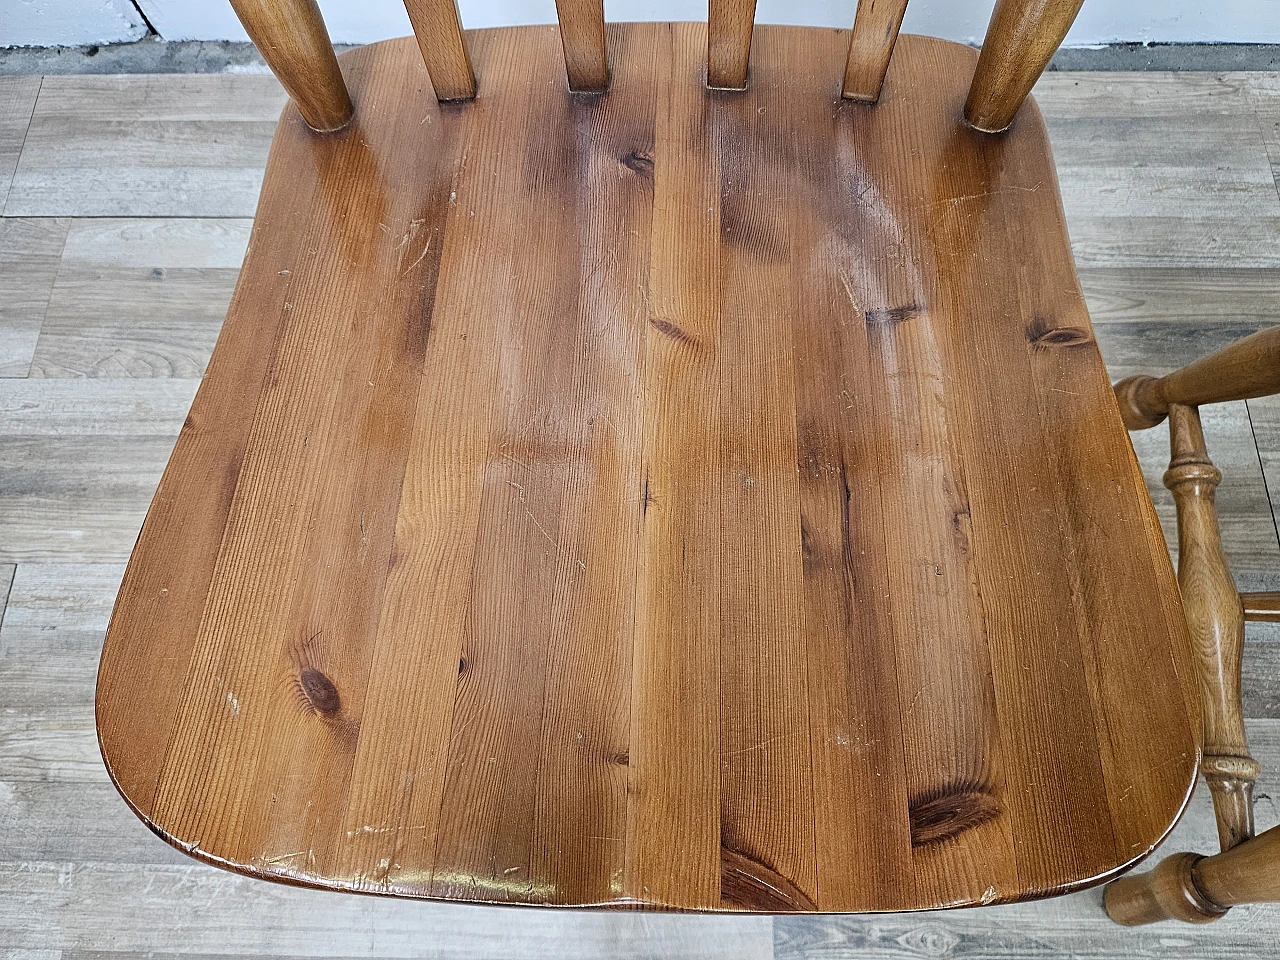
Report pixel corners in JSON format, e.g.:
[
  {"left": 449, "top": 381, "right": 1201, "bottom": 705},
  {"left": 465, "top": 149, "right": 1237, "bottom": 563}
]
[
  {"left": 229, "top": 0, "right": 353, "bottom": 133},
  {"left": 964, "top": 0, "right": 1085, "bottom": 133},
  {"left": 708, "top": 0, "right": 757, "bottom": 90},
  {"left": 554, "top": 0, "right": 610, "bottom": 92},
  {"left": 403, "top": 0, "right": 477, "bottom": 101},
  {"left": 1242, "top": 591, "right": 1280, "bottom": 622},
  {"left": 842, "top": 0, "right": 910, "bottom": 102}
]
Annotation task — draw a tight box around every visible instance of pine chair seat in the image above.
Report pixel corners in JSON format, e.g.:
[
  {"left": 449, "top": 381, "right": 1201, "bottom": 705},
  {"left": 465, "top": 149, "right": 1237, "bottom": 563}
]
[{"left": 96, "top": 22, "right": 1201, "bottom": 912}]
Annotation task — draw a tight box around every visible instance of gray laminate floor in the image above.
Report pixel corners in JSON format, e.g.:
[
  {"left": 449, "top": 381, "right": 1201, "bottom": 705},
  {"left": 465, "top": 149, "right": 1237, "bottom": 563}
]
[{"left": 1, "top": 68, "right": 1279, "bottom": 959}]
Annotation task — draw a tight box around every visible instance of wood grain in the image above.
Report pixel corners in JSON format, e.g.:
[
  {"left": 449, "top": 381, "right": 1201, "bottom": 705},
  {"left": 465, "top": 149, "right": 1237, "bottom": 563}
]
[
  {"left": 554, "top": 0, "right": 609, "bottom": 92},
  {"left": 965, "top": 0, "right": 1086, "bottom": 133},
  {"left": 96, "top": 26, "right": 1197, "bottom": 912},
  {"left": 841, "top": 0, "right": 909, "bottom": 102},
  {"left": 0, "top": 217, "right": 68, "bottom": 377},
  {"left": 0, "top": 76, "right": 40, "bottom": 211},
  {"left": 228, "top": 0, "right": 352, "bottom": 131},
  {"left": 1114, "top": 326, "right": 1280, "bottom": 429},
  {"left": 708, "top": 0, "right": 757, "bottom": 90},
  {"left": 403, "top": 0, "right": 476, "bottom": 100},
  {"left": 1163, "top": 405, "right": 1259, "bottom": 851},
  {"left": 4, "top": 75, "right": 284, "bottom": 218}
]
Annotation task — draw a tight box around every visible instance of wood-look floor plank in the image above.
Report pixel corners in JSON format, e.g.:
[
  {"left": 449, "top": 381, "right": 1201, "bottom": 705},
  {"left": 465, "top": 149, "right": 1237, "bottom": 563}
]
[
  {"left": 1249, "top": 394, "right": 1280, "bottom": 548},
  {"left": 0, "top": 562, "right": 125, "bottom": 707},
  {"left": 31, "top": 266, "right": 236, "bottom": 378},
  {"left": 59, "top": 218, "right": 253, "bottom": 269},
  {"left": 0, "top": 435, "right": 173, "bottom": 563},
  {"left": 1068, "top": 217, "right": 1280, "bottom": 269},
  {"left": 5, "top": 75, "right": 284, "bottom": 217},
  {"left": 0, "top": 217, "right": 69, "bottom": 377},
  {"left": 1033, "top": 71, "right": 1258, "bottom": 119},
  {"left": 0, "top": 379, "right": 197, "bottom": 436},
  {"left": 1081, "top": 268, "right": 1280, "bottom": 336},
  {"left": 0, "top": 76, "right": 40, "bottom": 213}
]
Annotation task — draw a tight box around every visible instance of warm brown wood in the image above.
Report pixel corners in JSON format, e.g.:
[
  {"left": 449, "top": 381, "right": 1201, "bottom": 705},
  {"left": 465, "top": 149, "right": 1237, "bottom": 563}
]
[
  {"left": 1105, "top": 824, "right": 1280, "bottom": 925},
  {"left": 707, "top": 0, "right": 756, "bottom": 89},
  {"left": 1164, "top": 404, "right": 1260, "bottom": 852},
  {"left": 554, "top": 0, "right": 609, "bottom": 92},
  {"left": 227, "top": 0, "right": 352, "bottom": 132},
  {"left": 1242, "top": 591, "right": 1280, "bottom": 622},
  {"left": 964, "top": 0, "right": 1085, "bottom": 133},
  {"left": 841, "top": 0, "right": 910, "bottom": 102},
  {"left": 402, "top": 0, "right": 476, "bottom": 100},
  {"left": 96, "top": 25, "right": 1198, "bottom": 912},
  {"left": 1113, "top": 326, "right": 1280, "bottom": 430}
]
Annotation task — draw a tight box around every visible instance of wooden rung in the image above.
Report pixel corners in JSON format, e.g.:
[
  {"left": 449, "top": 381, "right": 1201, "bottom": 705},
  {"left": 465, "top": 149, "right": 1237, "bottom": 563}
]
[
  {"left": 842, "top": 0, "right": 910, "bottom": 102},
  {"left": 403, "top": 0, "right": 477, "bottom": 101},
  {"left": 229, "top": 0, "right": 353, "bottom": 132},
  {"left": 554, "top": 0, "right": 609, "bottom": 92},
  {"left": 1243, "top": 591, "right": 1280, "bottom": 623},
  {"left": 708, "top": 0, "right": 757, "bottom": 90},
  {"left": 964, "top": 0, "right": 1085, "bottom": 133}
]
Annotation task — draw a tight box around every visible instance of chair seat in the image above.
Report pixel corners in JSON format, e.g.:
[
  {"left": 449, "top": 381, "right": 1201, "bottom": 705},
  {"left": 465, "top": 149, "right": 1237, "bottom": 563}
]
[{"left": 96, "top": 23, "right": 1198, "bottom": 912}]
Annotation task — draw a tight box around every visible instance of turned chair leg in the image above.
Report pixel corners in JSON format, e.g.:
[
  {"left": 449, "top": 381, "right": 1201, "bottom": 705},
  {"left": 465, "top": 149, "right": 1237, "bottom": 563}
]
[
  {"left": 229, "top": 0, "right": 353, "bottom": 132},
  {"left": 964, "top": 0, "right": 1086, "bottom": 133},
  {"left": 1103, "top": 401, "right": 1264, "bottom": 924},
  {"left": 1163, "top": 405, "right": 1260, "bottom": 851},
  {"left": 1105, "top": 823, "right": 1280, "bottom": 925}
]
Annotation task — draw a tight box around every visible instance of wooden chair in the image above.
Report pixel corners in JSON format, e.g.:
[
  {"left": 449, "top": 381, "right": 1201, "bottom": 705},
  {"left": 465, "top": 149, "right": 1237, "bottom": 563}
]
[
  {"left": 1102, "top": 332, "right": 1280, "bottom": 924},
  {"left": 93, "top": 0, "right": 1275, "bottom": 918}
]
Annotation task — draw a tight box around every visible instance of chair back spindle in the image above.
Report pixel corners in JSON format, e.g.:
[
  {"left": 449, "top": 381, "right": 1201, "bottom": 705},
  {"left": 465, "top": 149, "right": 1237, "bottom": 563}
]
[
  {"left": 555, "top": 0, "right": 609, "bottom": 92},
  {"left": 229, "top": 0, "right": 353, "bottom": 132},
  {"left": 403, "top": 0, "right": 477, "bottom": 100},
  {"left": 965, "top": 0, "right": 1085, "bottom": 132},
  {"left": 708, "top": 0, "right": 757, "bottom": 89},
  {"left": 842, "top": 0, "right": 909, "bottom": 103}
]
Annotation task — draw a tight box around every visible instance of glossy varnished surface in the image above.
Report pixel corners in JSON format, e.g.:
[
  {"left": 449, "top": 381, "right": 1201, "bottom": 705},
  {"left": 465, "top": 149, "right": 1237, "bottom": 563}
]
[{"left": 96, "top": 24, "right": 1199, "bottom": 912}]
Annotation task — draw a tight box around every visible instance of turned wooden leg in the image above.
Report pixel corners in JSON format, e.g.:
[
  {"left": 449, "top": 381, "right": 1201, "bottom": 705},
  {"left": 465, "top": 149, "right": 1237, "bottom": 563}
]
[
  {"left": 1164, "top": 404, "right": 1260, "bottom": 851},
  {"left": 229, "top": 0, "right": 353, "bottom": 132},
  {"left": 964, "top": 0, "right": 1085, "bottom": 133},
  {"left": 841, "top": 0, "right": 910, "bottom": 103},
  {"left": 1105, "top": 824, "right": 1280, "bottom": 925},
  {"left": 1114, "top": 327, "right": 1280, "bottom": 429}
]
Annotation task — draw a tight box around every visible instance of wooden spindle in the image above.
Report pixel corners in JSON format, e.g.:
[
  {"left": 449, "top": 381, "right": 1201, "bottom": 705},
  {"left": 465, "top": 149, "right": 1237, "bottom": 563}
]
[
  {"left": 1114, "top": 327, "right": 1280, "bottom": 430},
  {"left": 1164, "top": 404, "right": 1259, "bottom": 853},
  {"left": 1242, "top": 591, "right": 1280, "bottom": 623},
  {"left": 229, "top": 0, "right": 353, "bottom": 132},
  {"left": 964, "top": 0, "right": 1085, "bottom": 133},
  {"left": 842, "top": 0, "right": 910, "bottom": 102},
  {"left": 708, "top": 0, "right": 757, "bottom": 90},
  {"left": 1105, "top": 824, "right": 1280, "bottom": 925},
  {"left": 554, "top": 0, "right": 609, "bottom": 92},
  {"left": 403, "top": 0, "right": 477, "bottom": 101}
]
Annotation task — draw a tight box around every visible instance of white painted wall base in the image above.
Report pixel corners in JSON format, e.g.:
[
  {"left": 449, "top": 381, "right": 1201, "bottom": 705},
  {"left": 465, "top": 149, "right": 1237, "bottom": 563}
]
[
  {"left": 6, "top": 0, "right": 1280, "bottom": 49},
  {"left": 1, "top": 0, "right": 148, "bottom": 48}
]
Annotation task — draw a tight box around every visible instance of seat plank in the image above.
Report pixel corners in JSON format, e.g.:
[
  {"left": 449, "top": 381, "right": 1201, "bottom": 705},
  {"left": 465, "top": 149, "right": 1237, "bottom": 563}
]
[{"left": 97, "top": 24, "right": 1197, "bottom": 912}]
